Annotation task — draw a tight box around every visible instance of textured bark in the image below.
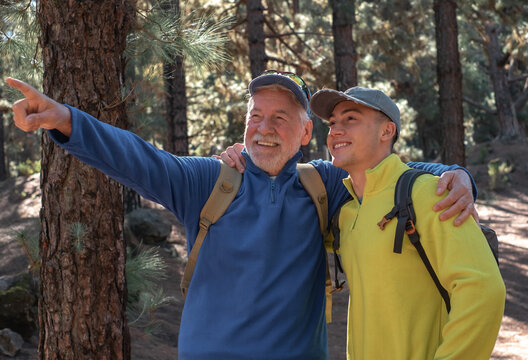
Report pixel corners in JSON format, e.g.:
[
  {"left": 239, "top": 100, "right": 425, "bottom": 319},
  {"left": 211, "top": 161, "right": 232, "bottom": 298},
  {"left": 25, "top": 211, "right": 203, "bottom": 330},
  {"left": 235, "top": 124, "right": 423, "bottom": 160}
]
[
  {"left": 484, "top": 24, "right": 523, "bottom": 141},
  {"left": 247, "top": 0, "right": 267, "bottom": 78},
  {"left": 37, "top": 1, "right": 135, "bottom": 359},
  {"left": 163, "top": 0, "right": 188, "bottom": 156},
  {"left": 330, "top": 0, "right": 357, "bottom": 91},
  {"left": 0, "top": 111, "right": 6, "bottom": 181},
  {"left": 434, "top": 0, "right": 465, "bottom": 165}
]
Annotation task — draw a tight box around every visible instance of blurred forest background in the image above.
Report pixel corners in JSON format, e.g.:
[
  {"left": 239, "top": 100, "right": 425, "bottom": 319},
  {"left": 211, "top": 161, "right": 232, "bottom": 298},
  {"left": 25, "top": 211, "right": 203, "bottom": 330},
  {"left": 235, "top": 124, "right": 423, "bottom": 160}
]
[
  {"left": 0, "top": 0, "right": 527, "bottom": 359},
  {"left": 1, "top": 0, "right": 527, "bottom": 179}
]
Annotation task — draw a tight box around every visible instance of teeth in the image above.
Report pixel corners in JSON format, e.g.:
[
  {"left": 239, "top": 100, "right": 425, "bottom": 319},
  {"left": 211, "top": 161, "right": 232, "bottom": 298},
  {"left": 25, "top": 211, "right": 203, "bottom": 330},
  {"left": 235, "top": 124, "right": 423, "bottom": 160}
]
[
  {"left": 334, "top": 143, "right": 349, "bottom": 149},
  {"left": 257, "top": 141, "right": 277, "bottom": 147}
]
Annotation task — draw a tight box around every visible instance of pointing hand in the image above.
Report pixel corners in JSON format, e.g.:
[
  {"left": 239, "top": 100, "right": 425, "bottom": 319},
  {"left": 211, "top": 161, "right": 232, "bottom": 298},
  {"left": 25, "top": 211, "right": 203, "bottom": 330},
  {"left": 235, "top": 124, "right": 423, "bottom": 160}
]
[{"left": 6, "top": 78, "right": 72, "bottom": 137}]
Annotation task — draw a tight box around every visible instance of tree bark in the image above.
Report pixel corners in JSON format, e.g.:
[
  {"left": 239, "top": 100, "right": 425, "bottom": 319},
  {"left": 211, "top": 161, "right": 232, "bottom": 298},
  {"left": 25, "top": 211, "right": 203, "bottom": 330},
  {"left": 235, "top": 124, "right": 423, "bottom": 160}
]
[
  {"left": 0, "top": 110, "right": 6, "bottom": 181},
  {"left": 434, "top": 0, "right": 465, "bottom": 165},
  {"left": 247, "top": 0, "right": 267, "bottom": 78},
  {"left": 163, "top": 0, "right": 189, "bottom": 156},
  {"left": 330, "top": 0, "right": 357, "bottom": 91},
  {"left": 37, "top": 1, "right": 134, "bottom": 358},
  {"left": 484, "top": 24, "right": 523, "bottom": 141}
]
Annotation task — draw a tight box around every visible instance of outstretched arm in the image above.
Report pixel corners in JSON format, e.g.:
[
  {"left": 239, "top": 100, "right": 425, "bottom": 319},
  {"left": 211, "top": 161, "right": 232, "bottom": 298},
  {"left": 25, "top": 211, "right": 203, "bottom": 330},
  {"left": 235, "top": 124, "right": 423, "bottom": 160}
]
[{"left": 6, "top": 78, "right": 72, "bottom": 136}]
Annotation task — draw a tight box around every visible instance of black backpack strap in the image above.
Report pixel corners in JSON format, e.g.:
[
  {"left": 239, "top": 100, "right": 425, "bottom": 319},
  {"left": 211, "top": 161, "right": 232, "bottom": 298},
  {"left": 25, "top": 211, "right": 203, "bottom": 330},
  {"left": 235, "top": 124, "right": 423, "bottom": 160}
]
[
  {"left": 383, "top": 169, "right": 451, "bottom": 312},
  {"left": 330, "top": 202, "right": 348, "bottom": 293}
]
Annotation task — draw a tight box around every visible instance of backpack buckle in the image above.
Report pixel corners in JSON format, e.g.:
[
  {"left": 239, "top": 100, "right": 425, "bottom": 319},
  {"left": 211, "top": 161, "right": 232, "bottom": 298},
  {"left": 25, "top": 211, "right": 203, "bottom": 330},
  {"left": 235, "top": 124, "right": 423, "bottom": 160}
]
[
  {"left": 330, "top": 282, "right": 345, "bottom": 294},
  {"left": 377, "top": 216, "right": 391, "bottom": 230},
  {"left": 199, "top": 218, "right": 212, "bottom": 231},
  {"left": 405, "top": 220, "right": 416, "bottom": 235}
]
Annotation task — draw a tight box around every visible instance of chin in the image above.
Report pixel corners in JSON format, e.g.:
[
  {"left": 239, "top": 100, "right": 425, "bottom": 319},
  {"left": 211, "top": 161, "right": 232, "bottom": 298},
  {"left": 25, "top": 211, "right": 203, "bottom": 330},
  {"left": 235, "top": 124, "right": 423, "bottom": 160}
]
[{"left": 331, "top": 157, "right": 348, "bottom": 171}]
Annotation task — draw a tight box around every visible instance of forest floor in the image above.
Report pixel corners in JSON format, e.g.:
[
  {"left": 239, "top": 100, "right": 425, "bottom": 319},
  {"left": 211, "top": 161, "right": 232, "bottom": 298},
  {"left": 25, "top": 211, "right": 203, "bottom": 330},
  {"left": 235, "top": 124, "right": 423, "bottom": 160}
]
[{"left": 1, "top": 141, "right": 527, "bottom": 359}]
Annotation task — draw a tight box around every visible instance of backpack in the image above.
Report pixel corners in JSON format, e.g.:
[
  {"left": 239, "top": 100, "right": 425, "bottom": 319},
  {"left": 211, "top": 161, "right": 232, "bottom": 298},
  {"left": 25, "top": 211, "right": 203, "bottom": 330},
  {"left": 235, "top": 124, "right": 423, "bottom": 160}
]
[
  {"left": 180, "top": 161, "right": 338, "bottom": 322},
  {"left": 331, "top": 168, "right": 499, "bottom": 313}
]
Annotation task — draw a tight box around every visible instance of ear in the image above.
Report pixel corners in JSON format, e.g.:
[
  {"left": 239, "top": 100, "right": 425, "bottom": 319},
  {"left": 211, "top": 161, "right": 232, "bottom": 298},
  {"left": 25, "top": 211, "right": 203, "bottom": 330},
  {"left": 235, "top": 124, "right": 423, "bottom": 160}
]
[
  {"left": 380, "top": 121, "right": 396, "bottom": 143},
  {"left": 301, "top": 119, "right": 313, "bottom": 146}
]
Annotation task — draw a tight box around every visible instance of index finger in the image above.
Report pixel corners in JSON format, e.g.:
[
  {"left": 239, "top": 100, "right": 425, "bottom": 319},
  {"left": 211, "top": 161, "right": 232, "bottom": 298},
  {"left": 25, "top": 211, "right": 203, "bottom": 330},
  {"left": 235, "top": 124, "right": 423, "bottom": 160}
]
[{"left": 5, "top": 78, "right": 40, "bottom": 98}]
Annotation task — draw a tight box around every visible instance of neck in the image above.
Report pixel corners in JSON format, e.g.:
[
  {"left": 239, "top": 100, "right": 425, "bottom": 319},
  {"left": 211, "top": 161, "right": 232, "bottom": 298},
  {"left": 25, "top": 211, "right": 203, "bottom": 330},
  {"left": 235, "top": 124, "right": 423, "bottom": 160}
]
[
  {"left": 345, "top": 151, "right": 392, "bottom": 199},
  {"left": 348, "top": 172, "right": 367, "bottom": 200}
]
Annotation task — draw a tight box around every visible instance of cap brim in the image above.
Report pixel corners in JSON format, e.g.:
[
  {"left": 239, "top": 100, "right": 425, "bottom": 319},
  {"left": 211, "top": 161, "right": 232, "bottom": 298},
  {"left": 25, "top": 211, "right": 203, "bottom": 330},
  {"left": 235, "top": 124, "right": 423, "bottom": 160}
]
[
  {"left": 249, "top": 74, "right": 308, "bottom": 110},
  {"left": 310, "top": 88, "right": 382, "bottom": 120}
]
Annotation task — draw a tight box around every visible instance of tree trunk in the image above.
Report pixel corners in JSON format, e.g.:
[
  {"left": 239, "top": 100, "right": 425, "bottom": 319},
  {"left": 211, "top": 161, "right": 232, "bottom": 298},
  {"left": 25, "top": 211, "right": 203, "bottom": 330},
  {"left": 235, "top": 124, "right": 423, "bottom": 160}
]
[
  {"left": 0, "top": 111, "right": 6, "bottom": 181},
  {"left": 484, "top": 24, "right": 523, "bottom": 141},
  {"left": 434, "top": 0, "right": 465, "bottom": 165},
  {"left": 247, "top": 0, "right": 267, "bottom": 78},
  {"left": 330, "top": 0, "right": 357, "bottom": 91},
  {"left": 163, "top": 0, "right": 189, "bottom": 156},
  {"left": 37, "top": 1, "right": 134, "bottom": 359}
]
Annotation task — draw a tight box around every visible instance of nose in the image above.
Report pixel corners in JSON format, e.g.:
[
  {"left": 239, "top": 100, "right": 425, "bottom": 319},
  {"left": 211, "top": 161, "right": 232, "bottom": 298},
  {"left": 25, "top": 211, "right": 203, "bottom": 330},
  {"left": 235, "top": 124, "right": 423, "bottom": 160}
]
[
  {"left": 257, "top": 116, "right": 275, "bottom": 135},
  {"left": 328, "top": 123, "right": 344, "bottom": 137}
]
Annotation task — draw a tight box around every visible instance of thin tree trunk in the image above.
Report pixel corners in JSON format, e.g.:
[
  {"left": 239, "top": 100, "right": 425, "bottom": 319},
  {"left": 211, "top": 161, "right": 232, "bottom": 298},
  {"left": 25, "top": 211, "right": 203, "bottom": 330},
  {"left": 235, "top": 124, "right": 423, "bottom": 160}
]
[
  {"left": 434, "top": 0, "right": 465, "bottom": 165},
  {"left": 37, "top": 1, "right": 134, "bottom": 358},
  {"left": 330, "top": 0, "right": 357, "bottom": 91},
  {"left": 0, "top": 110, "right": 7, "bottom": 181},
  {"left": 163, "top": 0, "right": 188, "bottom": 156},
  {"left": 247, "top": 0, "right": 267, "bottom": 78},
  {"left": 484, "top": 24, "right": 522, "bottom": 141}
]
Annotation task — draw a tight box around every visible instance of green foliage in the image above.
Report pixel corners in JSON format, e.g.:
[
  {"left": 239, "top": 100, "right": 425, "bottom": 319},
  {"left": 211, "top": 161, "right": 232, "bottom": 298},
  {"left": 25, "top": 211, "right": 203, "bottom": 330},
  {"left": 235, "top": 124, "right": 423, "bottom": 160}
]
[
  {"left": 488, "top": 158, "right": 514, "bottom": 190},
  {"left": 478, "top": 146, "right": 489, "bottom": 164},
  {"left": 14, "top": 229, "right": 39, "bottom": 271},
  {"left": 127, "top": 288, "right": 176, "bottom": 334},
  {"left": 0, "top": 0, "right": 42, "bottom": 101},
  {"left": 15, "top": 159, "right": 40, "bottom": 176},
  {"left": 128, "top": 1, "right": 233, "bottom": 70},
  {"left": 70, "top": 222, "right": 87, "bottom": 253},
  {"left": 126, "top": 245, "right": 175, "bottom": 332}
]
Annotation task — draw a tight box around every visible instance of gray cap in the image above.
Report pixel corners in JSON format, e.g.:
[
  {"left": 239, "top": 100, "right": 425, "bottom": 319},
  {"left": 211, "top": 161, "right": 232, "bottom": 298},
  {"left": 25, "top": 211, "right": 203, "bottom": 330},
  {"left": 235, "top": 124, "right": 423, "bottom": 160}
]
[
  {"left": 249, "top": 73, "right": 309, "bottom": 111},
  {"left": 310, "top": 86, "right": 400, "bottom": 135}
]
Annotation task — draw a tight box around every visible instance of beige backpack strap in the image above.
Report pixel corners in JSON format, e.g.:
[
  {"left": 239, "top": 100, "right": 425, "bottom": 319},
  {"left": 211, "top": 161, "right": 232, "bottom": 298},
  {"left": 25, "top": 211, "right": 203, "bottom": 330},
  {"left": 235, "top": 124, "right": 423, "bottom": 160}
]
[
  {"left": 180, "top": 161, "right": 242, "bottom": 297},
  {"left": 296, "top": 163, "right": 333, "bottom": 323},
  {"left": 297, "top": 163, "right": 328, "bottom": 234}
]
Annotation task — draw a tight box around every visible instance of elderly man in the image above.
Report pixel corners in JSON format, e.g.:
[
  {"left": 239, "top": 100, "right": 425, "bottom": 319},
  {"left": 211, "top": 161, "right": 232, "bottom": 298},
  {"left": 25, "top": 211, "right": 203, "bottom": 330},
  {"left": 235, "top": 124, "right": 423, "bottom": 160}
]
[{"left": 7, "top": 72, "right": 474, "bottom": 360}]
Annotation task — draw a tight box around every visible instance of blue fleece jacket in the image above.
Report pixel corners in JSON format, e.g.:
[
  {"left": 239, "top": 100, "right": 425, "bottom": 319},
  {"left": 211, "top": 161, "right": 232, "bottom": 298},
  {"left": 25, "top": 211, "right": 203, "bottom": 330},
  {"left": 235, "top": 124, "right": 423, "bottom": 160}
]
[{"left": 48, "top": 106, "right": 470, "bottom": 360}]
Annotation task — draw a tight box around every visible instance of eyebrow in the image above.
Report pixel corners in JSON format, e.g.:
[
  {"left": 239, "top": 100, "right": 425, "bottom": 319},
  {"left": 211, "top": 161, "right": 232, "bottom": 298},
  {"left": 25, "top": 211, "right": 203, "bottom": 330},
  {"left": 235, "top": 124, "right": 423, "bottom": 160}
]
[
  {"left": 251, "top": 107, "right": 291, "bottom": 116},
  {"left": 331, "top": 106, "right": 363, "bottom": 117}
]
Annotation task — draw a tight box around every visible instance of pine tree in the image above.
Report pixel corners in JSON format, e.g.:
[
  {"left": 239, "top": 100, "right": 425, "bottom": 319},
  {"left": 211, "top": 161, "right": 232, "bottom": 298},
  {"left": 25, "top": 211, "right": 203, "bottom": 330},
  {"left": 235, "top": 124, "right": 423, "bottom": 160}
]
[
  {"left": 34, "top": 1, "right": 135, "bottom": 357},
  {"left": 434, "top": 0, "right": 465, "bottom": 165}
]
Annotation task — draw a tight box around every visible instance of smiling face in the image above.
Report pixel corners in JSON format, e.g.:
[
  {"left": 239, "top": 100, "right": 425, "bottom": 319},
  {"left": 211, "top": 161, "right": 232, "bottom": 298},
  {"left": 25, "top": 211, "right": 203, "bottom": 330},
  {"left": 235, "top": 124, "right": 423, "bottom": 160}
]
[
  {"left": 244, "top": 86, "right": 312, "bottom": 175},
  {"left": 326, "top": 100, "right": 396, "bottom": 174}
]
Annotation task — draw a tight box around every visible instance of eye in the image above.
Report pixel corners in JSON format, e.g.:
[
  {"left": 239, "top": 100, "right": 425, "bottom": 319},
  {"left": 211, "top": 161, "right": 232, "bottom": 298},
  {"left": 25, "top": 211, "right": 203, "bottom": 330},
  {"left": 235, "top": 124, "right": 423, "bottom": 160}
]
[{"left": 249, "top": 114, "right": 261, "bottom": 122}]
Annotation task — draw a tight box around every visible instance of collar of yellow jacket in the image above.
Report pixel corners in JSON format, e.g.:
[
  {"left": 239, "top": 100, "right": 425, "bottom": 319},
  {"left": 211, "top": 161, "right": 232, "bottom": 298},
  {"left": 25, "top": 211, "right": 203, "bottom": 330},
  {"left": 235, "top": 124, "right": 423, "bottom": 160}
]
[{"left": 342, "top": 153, "right": 409, "bottom": 199}]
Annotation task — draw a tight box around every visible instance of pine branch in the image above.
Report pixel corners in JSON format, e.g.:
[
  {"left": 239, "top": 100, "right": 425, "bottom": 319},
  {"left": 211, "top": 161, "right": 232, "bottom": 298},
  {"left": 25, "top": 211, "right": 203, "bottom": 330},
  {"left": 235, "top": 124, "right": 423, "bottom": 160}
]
[
  {"left": 508, "top": 74, "right": 528, "bottom": 83},
  {"left": 127, "top": 4, "right": 234, "bottom": 71},
  {"left": 218, "top": 0, "right": 244, "bottom": 19},
  {"left": 265, "top": 11, "right": 318, "bottom": 55},
  {"left": 265, "top": 55, "right": 298, "bottom": 67},
  {"left": 265, "top": 31, "right": 333, "bottom": 38},
  {"left": 263, "top": 17, "right": 314, "bottom": 72},
  {"left": 462, "top": 95, "right": 497, "bottom": 114}
]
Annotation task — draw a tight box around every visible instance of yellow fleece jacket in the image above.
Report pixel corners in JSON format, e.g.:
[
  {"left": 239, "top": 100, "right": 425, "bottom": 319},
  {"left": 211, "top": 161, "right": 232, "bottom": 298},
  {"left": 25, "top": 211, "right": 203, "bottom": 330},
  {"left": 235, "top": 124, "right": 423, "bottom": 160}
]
[{"left": 336, "top": 154, "right": 505, "bottom": 360}]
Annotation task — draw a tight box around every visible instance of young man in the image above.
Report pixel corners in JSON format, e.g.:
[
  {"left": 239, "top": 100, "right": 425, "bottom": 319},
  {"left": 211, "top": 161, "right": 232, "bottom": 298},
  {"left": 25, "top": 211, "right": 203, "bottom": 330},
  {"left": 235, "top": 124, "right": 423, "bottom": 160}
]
[
  {"left": 7, "top": 73, "right": 474, "bottom": 360},
  {"left": 310, "top": 86, "right": 506, "bottom": 359}
]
